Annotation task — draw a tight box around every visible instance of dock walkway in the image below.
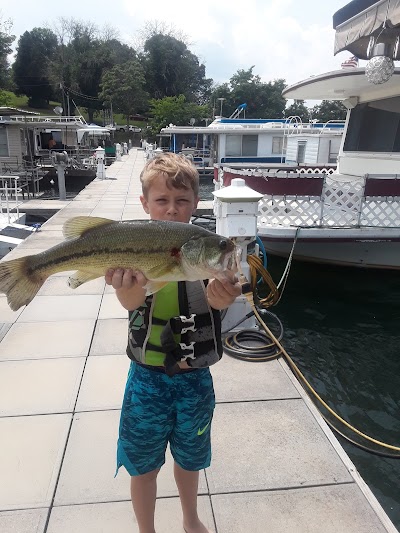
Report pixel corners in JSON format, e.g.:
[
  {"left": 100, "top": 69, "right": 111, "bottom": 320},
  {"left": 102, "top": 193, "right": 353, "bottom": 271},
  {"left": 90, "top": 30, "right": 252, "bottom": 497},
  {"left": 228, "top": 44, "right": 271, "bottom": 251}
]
[{"left": 0, "top": 149, "right": 397, "bottom": 533}]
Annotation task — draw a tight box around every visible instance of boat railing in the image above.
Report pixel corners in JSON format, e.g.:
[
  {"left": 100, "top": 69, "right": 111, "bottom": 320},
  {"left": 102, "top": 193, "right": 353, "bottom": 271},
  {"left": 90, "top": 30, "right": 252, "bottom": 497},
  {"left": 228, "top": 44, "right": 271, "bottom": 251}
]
[
  {"left": 0, "top": 176, "right": 23, "bottom": 223},
  {"left": 1, "top": 115, "right": 87, "bottom": 125},
  {"left": 0, "top": 164, "right": 42, "bottom": 198},
  {"left": 219, "top": 167, "right": 400, "bottom": 228}
]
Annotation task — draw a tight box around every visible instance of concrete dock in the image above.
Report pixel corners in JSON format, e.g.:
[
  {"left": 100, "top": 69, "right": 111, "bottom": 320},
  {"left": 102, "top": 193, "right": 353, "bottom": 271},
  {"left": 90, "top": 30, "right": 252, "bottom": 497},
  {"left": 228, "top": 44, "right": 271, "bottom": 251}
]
[{"left": 0, "top": 149, "right": 398, "bottom": 533}]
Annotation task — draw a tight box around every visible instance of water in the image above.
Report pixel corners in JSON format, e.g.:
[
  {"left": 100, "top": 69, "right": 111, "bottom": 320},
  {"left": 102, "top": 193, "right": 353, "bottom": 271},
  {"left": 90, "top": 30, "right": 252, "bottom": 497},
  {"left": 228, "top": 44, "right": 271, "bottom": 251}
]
[
  {"left": 266, "top": 257, "right": 400, "bottom": 529},
  {"left": 198, "top": 183, "right": 400, "bottom": 527}
]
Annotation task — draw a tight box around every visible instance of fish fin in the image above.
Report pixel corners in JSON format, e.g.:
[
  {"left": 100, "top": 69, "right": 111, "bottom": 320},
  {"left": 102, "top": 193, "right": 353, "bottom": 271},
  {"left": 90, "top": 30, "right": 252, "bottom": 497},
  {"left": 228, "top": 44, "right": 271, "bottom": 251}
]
[
  {"left": 0, "top": 256, "right": 44, "bottom": 311},
  {"left": 68, "top": 270, "right": 99, "bottom": 289},
  {"left": 63, "top": 216, "right": 115, "bottom": 240},
  {"left": 144, "top": 280, "right": 169, "bottom": 295}
]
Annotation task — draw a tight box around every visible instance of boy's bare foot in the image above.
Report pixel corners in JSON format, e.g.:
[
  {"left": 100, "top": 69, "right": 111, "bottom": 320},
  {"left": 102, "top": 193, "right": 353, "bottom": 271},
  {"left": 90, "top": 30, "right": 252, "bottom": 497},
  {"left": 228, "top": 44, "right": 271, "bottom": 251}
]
[{"left": 183, "top": 519, "right": 214, "bottom": 533}]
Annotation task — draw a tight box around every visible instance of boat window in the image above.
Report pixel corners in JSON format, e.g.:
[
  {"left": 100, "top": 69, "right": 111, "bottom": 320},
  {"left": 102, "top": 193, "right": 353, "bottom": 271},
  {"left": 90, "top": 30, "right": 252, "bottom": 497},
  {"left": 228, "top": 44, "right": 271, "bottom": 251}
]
[
  {"left": 344, "top": 97, "right": 400, "bottom": 152},
  {"left": 0, "top": 127, "right": 9, "bottom": 157},
  {"left": 272, "top": 137, "right": 283, "bottom": 154},
  {"left": 242, "top": 135, "right": 258, "bottom": 156},
  {"left": 297, "top": 141, "right": 307, "bottom": 164},
  {"left": 226, "top": 135, "right": 242, "bottom": 156},
  {"left": 226, "top": 134, "right": 258, "bottom": 156}
]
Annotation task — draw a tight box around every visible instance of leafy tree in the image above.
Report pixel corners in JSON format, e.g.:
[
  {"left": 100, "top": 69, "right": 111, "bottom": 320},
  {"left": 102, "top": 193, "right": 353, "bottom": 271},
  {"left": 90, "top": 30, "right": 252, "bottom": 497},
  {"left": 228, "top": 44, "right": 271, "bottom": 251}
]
[
  {"left": 99, "top": 59, "right": 148, "bottom": 121},
  {"left": 285, "top": 100, "right": 311, "bottom": 123},
  {"left": 210, "top": 67, "right": 287, "bottom": 119},
  {"left": 311, "top": 100, "right": 347, "bottom": 122},
  {"left": 141, "top": 33, "right": 212, "bottom": 104},
  {"left": 50, "top": 18, "right": 137, "bottom": 121},
  {"left": 0, "top": 89, "right": 12, "bottom": 105},
  {"left": 147, "top": 95, "right": 209, "bottom": 140},
  {"left": 13, "top": 28, "right": 58, "bottom": 107},
  {"left": 0, "top": 15, "right": 15, "bottom": 89}
]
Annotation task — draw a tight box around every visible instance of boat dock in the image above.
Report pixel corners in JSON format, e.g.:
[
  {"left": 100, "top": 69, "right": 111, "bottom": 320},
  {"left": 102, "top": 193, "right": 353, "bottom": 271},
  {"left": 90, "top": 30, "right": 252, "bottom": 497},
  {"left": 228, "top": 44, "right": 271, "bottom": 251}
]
[{"left": 0, "top": 149, "right": 397, "bottom": 533}]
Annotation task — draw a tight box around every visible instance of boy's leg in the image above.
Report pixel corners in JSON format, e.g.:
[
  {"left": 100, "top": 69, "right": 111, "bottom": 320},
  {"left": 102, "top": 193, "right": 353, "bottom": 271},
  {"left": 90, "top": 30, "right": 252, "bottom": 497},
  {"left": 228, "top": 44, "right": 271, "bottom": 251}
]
[
  {"left": 174, "top": 463, "right": 213, "bottom": 533},
  {"left": 171, "top": 369, "right": 216, "bottom": 533},
  {"left": 131, "top": 469, "right": 160, "bottom": 533}
]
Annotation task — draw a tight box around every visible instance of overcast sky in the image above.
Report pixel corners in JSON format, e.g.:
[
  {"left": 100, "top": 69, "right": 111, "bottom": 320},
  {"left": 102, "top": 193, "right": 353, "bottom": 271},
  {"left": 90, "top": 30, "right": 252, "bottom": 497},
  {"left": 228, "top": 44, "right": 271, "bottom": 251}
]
[{"left": 3, "top": 0, "right": 356, "bottom": 98}]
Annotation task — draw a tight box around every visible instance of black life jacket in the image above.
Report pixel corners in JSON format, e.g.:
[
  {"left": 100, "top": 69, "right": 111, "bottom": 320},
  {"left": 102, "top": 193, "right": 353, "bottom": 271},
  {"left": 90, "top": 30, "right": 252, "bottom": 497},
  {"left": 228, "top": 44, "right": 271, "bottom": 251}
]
[{"left": 126, "top": 280, "right": 222, "bottom": 376}]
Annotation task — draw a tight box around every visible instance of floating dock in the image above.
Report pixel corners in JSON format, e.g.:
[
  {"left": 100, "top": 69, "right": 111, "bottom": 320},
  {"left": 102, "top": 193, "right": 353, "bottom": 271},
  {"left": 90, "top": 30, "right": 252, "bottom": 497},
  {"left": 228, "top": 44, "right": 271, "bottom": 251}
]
[{"left": 0, "top": 149, "right": 397, "bottom": 533}]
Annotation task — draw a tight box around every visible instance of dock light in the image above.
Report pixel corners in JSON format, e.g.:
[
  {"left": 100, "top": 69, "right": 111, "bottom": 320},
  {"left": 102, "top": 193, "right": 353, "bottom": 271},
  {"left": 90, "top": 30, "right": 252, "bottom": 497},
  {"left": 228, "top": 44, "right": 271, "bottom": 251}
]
[{"left": 365, "top": 42, "right": 395, "bottom": 84}]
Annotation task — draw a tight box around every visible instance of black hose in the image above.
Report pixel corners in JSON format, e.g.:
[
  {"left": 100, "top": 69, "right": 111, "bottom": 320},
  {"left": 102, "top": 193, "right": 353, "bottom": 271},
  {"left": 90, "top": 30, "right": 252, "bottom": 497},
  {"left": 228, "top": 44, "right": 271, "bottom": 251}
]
[{"left": 223, "top": 309, "right": 284, "bottom": 362}]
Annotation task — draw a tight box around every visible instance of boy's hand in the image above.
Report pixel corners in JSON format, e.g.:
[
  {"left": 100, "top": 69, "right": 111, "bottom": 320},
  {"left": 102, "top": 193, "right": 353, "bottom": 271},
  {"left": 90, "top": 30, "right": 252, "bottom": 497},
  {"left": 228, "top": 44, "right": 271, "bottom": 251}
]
[
  {"left": 105, "top": 268, "right": 148, "bottom": 290},
  {"left": 206, "top": 274, "right": 242, "bottom": 310}
]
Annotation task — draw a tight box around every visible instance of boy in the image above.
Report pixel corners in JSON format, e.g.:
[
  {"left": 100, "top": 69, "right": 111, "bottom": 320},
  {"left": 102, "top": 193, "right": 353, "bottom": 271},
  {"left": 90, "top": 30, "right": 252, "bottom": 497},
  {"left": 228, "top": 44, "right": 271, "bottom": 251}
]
[{"left": 105, "top": 152, "right": 241, "bottom": 533}]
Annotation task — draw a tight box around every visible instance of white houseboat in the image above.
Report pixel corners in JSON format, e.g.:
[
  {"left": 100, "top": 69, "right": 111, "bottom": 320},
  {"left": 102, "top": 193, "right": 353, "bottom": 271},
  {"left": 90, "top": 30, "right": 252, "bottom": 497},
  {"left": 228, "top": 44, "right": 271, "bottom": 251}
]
[
  {"left": 159, "top": 116, "right": 344, "bottom": 169},
  {"left": 217, "top": 1, "right": 400, "bottom": 270}
]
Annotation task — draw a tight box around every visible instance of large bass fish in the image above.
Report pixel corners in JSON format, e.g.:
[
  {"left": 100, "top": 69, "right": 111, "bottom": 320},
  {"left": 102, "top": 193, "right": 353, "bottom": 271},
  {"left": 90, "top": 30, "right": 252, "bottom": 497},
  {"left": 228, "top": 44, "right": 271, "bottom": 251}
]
[{"left": 0, "top": 217, "right": 237, "bottom": 311}]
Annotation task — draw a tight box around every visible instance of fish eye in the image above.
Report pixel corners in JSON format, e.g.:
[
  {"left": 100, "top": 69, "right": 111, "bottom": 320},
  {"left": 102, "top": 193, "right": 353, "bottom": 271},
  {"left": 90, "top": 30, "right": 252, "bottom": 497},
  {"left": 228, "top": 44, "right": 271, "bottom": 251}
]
[{"left": 219, "top": 239, "right": 228, "bottom": 251}]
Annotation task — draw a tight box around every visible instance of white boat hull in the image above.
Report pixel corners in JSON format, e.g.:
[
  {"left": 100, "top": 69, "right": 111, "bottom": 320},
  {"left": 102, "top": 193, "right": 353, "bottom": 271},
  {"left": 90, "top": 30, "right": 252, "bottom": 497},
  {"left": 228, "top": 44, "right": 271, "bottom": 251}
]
[{"left": 259, "top": 226, "right": 400, "bottom": 269}]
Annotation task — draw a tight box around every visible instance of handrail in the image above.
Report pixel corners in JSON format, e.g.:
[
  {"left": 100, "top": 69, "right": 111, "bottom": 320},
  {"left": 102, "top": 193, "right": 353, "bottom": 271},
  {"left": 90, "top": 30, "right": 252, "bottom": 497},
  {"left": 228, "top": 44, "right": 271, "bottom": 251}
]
[
  {"left": 0, "top": 176, "right": 22, "bottom": 223},
  {"left": 0, "top": 115, "right": 86, "bottom": 125}
]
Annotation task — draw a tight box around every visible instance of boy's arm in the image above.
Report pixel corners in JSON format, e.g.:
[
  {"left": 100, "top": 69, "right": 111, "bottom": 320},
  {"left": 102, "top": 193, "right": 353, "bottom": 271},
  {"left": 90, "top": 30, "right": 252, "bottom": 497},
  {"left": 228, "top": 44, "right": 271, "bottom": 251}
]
[
  {"left": 206, "top": 276, "right": 242, "bottom": 310},
  {"left": 105, "top": 268, "right": 147, "bottom": 310}
]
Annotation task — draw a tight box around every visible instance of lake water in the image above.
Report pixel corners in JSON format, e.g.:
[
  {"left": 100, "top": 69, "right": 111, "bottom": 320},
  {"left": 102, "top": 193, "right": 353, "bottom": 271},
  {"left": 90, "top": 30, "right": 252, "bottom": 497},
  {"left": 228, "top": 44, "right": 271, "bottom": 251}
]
[
  {"left": 198, "top": 181, "right": 400, "bottom": 528},
  {"left": 264, "top": 256, "right": 400, "bottom": 529}
]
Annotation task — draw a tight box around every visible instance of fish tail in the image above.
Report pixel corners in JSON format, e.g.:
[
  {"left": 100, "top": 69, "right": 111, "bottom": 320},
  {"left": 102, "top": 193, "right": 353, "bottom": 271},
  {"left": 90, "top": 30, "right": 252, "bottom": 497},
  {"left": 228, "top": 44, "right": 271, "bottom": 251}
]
[{"left": 0, "top": 256, "right": 44, "bottom": 311}]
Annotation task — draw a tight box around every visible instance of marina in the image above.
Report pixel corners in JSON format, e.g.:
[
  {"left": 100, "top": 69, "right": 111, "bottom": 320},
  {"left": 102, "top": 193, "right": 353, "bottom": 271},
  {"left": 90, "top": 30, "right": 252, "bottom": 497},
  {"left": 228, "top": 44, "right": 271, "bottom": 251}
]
[{"left": 0, "top": 149, "right": 398, "bottom": 532}]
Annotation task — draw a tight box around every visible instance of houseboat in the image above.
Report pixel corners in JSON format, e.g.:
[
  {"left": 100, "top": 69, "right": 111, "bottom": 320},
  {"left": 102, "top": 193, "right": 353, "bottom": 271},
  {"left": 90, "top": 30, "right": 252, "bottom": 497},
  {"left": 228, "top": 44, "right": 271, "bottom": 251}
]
[
  {"left": 159, "top": 116, "right": 344, "bottom": 169},
  {"left": 0, "top": 108, "right": 111, "bottom": 192},
  {"left": 221, "top": 0, "right": 400, "bottom": 269}
]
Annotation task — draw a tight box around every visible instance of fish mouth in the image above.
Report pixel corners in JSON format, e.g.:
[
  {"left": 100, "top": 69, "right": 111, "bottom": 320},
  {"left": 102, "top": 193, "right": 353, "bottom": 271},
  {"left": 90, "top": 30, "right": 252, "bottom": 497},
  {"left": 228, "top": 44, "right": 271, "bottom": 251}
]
[{"left": 222, "top": 246, "right": 241, "bottom": 272}]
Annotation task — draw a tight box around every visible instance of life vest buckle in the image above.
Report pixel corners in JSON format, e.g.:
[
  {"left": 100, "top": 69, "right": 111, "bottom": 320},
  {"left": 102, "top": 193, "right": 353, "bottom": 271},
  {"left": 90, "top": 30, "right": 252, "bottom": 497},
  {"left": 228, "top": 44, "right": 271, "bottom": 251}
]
[
  {"left": 173, "top": 314, "right": 197, "bottom": 334},
  {"left": 179, "top": 342, "right": 196, "bottom": 360}
]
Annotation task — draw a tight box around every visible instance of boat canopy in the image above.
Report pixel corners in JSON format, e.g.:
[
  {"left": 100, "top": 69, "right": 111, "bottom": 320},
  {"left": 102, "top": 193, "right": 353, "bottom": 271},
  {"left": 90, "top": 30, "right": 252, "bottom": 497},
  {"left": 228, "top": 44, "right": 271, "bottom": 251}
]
[
  {"left": 77, "top": 125, "right": 110, "bottom": 143},
  {"left": 334, "top": 0, "right": 400, "bottom": 59}
]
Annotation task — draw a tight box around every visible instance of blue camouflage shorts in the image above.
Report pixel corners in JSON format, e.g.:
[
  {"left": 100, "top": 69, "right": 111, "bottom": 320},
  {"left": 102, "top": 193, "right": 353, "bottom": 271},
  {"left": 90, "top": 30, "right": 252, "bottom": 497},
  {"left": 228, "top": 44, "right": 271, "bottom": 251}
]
[{"left": 116, "top": 362, "right": 216, "bottom": 476}]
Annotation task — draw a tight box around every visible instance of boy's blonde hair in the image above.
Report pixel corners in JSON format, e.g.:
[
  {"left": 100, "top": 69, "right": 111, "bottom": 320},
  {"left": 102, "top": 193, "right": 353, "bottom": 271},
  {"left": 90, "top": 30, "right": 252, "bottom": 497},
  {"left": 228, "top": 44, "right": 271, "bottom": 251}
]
[{"left": 140, "top": 152, "right": 199, "bottom": 198}]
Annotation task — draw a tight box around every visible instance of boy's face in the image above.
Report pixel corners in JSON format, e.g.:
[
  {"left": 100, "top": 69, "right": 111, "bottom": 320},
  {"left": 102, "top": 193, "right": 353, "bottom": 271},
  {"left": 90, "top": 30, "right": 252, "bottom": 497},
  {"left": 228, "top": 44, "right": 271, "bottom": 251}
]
[{"left": 140, "top": 174, "right": 199, "bottom": 223}]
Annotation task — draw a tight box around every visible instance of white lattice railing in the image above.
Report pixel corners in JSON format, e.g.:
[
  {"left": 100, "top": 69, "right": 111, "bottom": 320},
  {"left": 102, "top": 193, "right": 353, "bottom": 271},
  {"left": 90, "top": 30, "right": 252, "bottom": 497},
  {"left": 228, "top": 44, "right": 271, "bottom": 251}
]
[
  {"left": 216, "top": 166, "right": 400, "bottom": 228},
  {"left": 256, "top": 175, "right": 400, "bottom": 228}
]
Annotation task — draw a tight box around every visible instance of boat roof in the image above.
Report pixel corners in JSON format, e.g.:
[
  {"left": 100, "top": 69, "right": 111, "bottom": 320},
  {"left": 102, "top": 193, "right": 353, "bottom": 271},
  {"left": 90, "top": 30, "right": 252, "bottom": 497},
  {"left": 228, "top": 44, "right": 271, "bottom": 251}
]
[
  {"left": 0, "top": 106, "right": 40, "bottom": 116},
  {"left": 333, "top": 0, "right": 400, "bottom": 59},
  {"left": 0, "top": 115, "right": 89, "bottom": 128},
  {"left": 282, "top": 68, "right": 400, "bottom": 103},
  {"left": 160, "top": 119, "right": 344, "bottom": 135}
]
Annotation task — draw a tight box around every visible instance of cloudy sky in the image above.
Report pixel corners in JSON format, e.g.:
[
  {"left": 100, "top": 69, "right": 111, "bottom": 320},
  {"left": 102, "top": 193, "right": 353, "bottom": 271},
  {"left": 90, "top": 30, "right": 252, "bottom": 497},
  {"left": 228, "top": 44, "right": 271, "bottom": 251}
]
[{"left": 3, "top": 0, "right": 356, "bottom": 95}]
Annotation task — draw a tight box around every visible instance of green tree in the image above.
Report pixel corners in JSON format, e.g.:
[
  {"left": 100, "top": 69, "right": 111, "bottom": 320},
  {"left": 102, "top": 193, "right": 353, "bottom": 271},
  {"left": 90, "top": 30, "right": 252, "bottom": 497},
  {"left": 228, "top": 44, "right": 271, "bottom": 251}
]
[
  {"left": 210, "top": 67, "right": 287, "bottom": 119},
  {"left": 0, "top": 15, "right": 15, "bottom": 89},
  {"left": 0, "top": 89, "right": 12, "bottom": 105},
  {"left": 285, "top": 100, "right": 311, "bottom": 123},
  {"left": 147, "top": 95, "right": 209, "bottom": 140},
  {"left": 311, "top": 100, "right": 347, "bottom": 122},
  {"left": 51, "top": 18, "right": 137, "bottom": 121},
  {"left": 13, "top": 27, "right": 58, "bottom": 107},
  {"left": 99, "top": 59, "right": 148, "bottom": 121},
  {"left": 141, "top": 33, "right": 212, "bottom": 104}
]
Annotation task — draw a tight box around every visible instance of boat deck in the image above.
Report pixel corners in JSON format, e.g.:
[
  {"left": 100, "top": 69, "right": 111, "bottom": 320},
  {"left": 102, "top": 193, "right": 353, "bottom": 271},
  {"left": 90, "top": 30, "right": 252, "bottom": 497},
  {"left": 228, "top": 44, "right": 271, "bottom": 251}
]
[{"left": 0, "top": 149, "right": 397, "bottom": 533}]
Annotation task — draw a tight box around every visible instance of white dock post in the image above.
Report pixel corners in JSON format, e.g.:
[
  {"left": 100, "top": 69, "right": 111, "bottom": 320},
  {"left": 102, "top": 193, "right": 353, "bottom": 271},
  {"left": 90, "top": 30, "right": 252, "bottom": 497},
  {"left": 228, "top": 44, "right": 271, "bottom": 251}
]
[
  {"left": 95, "top": 146, "right": 106, "bottom": 180},
  {"left": 115, "top": 143, "right": 122, "bottom": 161},
  {"left": 213, "top": 178, "right": 264, "bottom": 332}
]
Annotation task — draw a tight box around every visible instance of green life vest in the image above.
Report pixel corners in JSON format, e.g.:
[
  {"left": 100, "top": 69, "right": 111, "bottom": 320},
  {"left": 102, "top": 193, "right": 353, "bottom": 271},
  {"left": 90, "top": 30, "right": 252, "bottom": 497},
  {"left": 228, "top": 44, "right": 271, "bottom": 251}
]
[{"left": 145, "top": 283, "right": 180, "bottom": 366}]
